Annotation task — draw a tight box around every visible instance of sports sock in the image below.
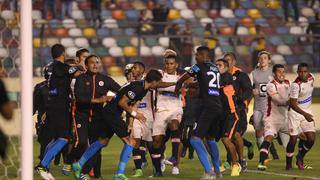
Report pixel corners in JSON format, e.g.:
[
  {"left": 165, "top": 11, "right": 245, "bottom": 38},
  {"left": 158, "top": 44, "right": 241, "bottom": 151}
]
[
  {"left": 116, "top": 144, "right": 133, "bottom": 174},
  {"left": 140, "top": 140, "right": 147, "bottom": 162},
  {"left": 190, "top": 138, "right": 212, "bottom": 173},
  {"left": 150, "top": 147, "right": 162, "bottom": 173},
  {"left": 286, "top": 141, "right": 295, "bottom": 167},
  {"left": 256, "top": 136, "right": 264, "bottom": 148},
  {"left": 298, "top": 140, "right": 314, "bottom": 159},
  {"left": 78, "top": 141, "right": 106, "bottom": 168},
  {"left": 207, "top": 140, "right": 220, "bottom": 173},
  {"left": 133, "top": 148, "right": 142, "bottom": 169},
  {"left": 243, "top": 138, "right": 252, "bottom": 147},
  {"left": 269, "top": 142, "right": 279, "bottom": 159},
  {"left": 171, "top": 129, "right": 181, "bottom": 162},
  {"left": 41, "top": 138, "right": 68, "bottom": 169},
  {"left": 259, "top": 141, "right": 270, "bottom": 164}
]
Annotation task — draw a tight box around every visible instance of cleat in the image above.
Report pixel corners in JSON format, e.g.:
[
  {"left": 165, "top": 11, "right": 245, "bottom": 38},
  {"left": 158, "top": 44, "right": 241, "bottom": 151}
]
[
  {"left": 240, "top": 159, "right": 247, "bottom": 172},
  {"left": 35, "top": 165, "right": 51, "bottom": 180},
  {"left": 172, "top": 166, "right": 180, "bottom": 175},
  {"left": 148, "top": 171, "right": 162, "bottom": 178},
  {"left": 62, "top": 164, "right": 72, "bottom": 176},
  {"left": 219, "top": 165, "right": 225, "bottom": 173},
  {"left": 164, "top": 156, "right": 177, "bottom": 166},
  {"left": 72, "top": 162, "right": 82, "bottom": 180},
  {"left": 89, "top": 169, "right": 94, "bottom": 177},
  {"left": 222, "top": 162, "right": 231, "bottom": 170},
  {"left": 304, "top": 164, "right": 313, "bottom": 169},
  {"left": 114, "top": 174, "right": 129, "bottom": 180},
  {"left": 231, "top": 163, "right": 241, "bottom": 176},
  {"left": 80, "top": 173, "right": 90, "bottom": 180},
  {"left": 216, "top": 172, "right": 223, "bottom": 178},
  {"left": 257, "top": 163, "right": 267, "bottom": 171},
  {"left": 132, "top": 169, "right": 143, "bottom": 177},
  {"left": 200, "top": 171, "right": 216, "bottom": 180},
  {"left": 296, "top": 155, "right": 304, "bottom": 170},
  {"left": 247, "top": 144, "right": 254, "bottom": 160}
]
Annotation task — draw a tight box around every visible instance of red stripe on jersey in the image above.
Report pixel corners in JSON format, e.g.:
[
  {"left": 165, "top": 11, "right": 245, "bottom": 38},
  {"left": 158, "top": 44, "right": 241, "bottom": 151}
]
[{"left": 267, "top": 96, "right": 272, "bottom": 117}]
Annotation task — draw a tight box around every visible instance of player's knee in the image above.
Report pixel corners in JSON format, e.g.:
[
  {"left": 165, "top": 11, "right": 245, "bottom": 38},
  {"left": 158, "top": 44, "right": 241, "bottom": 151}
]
[
  {"left": 152, "top": 136, "right": 162, "bottom": 148},
  {"left": 99, "top": 138, "right": 109, "bottom": 145}
]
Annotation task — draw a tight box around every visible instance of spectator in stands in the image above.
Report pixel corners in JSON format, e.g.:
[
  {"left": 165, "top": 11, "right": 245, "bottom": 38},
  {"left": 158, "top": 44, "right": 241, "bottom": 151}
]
[
  {"left": 43, "top": 0, "right": 57, "bottom": 19},
  {"left": 139, "top": 9, "right": 153, "bottom": 34},
  {"left": 204, "top": 23, "right": 218, "bottom": 51},
  {"left": 282, "top": 0, "right": 299, "bottom": 22},
  {"left": 307, "top": 12, "right": 320, "bottom": 67},
  {"left": 250, "top": 25, "right": 266, "bottom": 68},
  {"left": 167, "top": 24, "right": 181, "bottom": 56},
  {"left": 61, "top": 0, "right": 73, "bottom": 20},
  {"left": 209, "top": 0, "right": 223, "bottom": 12},
  {"left": 181, "top": 23, "right": 193, "bottom": 67},
  {"left": 152, "top": 3, "right": 169, "bottom": 34},
  {"left": 0, "top": 62, "right": 8, "bottom": 78},
  {"left": 9, "top": 0, "right": 18, "bottom": 12},
  {"left": 308, "top": 0, "right": 320, "bottom": 7},
  {"left": 91, "top": 0, "right": 101, "bottom": 27}
]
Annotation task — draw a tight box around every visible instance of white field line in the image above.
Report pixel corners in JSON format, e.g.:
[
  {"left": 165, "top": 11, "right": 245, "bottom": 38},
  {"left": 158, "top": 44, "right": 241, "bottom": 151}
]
[{"left": 247, "top": 169, "right": 320, "bottom": 180}]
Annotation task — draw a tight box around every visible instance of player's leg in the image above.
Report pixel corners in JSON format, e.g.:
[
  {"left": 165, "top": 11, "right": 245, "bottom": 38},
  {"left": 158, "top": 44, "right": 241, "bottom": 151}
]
[
  {"left": 286, "top": 112, "right": 301, "bottom": 170},
  {"left": 150, "top": 135, "right": 164, "bottom": 176},
  {"left": 258, "top": 135, "right": 274, "bottom": 170},
  {"left": 252, "top": 111, "right": 264, "bottom": 148},
  {"left": 168, "top": 119, "right": 181, "bottom": 167},
  {"left": 190, "top": 108, "right": 215, "bottom": 178}
]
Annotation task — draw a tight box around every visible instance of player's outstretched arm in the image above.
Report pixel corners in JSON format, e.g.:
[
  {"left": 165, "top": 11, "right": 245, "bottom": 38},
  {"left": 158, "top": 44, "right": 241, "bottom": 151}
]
[
  {"left": 175, "top": 72, "right": 191, "bottom": 94},
  {"left": 118, "top": 96, "right": 146, "bottom": 122},
  {"left": 156, "top": 81, "right": 176, "bottom": 88},
  {"left": 289, "top": 98, "right": 314, "bottom": 122}
]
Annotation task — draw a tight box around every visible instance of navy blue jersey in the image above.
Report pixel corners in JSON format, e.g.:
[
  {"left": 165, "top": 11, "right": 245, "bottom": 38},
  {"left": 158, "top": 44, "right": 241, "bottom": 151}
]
[
  {"left": 187, "top": 61, "right": 222, "bottom": 109},
  {"left": 107, "top": 80, "right": 147, "bottom": 114}
]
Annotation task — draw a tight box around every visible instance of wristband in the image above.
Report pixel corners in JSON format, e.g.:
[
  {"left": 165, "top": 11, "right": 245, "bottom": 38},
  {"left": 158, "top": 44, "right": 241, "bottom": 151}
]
[{"left": 131, "top": 111, "right": 137, "bottom": 117}]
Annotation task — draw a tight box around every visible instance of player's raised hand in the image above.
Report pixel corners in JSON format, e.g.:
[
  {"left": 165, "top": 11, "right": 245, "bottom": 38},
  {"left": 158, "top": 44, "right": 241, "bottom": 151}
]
[
  {"left": 136, "top": 112, "right": 146, "bottom": 123},
  {"left": 304, "top": 112, "right": 314, "bottom": 122}
]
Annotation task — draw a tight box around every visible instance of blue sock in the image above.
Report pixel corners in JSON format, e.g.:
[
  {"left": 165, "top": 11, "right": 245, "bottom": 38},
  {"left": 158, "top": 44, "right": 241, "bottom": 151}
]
[
  {"left": 43, "top": 140, "right": 54, "bottom": 156},
  {"left": 116, "top": 144, "right": 133, "bottom": 174},
  {"left": 207, "top": 140, "right": 220, "bottom": 173},
  {"left": 190, "top": 138, "right": 212, "bottom": 173},
  {"left": 41, "top": 138, "right": 67, "bottom": 169},
  {"left": 78, "top": 141, "right": 106, "bottom": 167}
]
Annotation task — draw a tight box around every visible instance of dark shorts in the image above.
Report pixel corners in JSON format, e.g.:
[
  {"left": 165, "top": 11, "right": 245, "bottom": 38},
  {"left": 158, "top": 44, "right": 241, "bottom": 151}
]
[
  {"left": 220, "top": 113, "right": 238, "bottom": 140},
  {"left": 191, "top": 106, "right": 222, "bottom": 138},
  {"left": 182, "top": 96, "right": 202, "bottom": 127},
  {"left": 236, "top": 109, "right": 247, "bottom": 136},
  {"left": 99, "top": 107, "right": 129, "bottom": 139},
  {"left": 46, "top": 104, "right": 71, "bottom": 139}
]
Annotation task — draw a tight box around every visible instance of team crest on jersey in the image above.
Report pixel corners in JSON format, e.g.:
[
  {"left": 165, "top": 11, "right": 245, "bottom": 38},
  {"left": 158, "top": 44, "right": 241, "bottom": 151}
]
[
  {"left": 128, "top": 91, "right": 135, "bottom": 99},
  {"left": 86, "top": 82, "right": 90, "bottom": 86},
  {"left": 233, "top": 76, "right": 237, "bottom": 80},
  {"left": 77, "top": 123, "right": 81, "bottom": 128},
  {"left": 99, "top": 81, "right": 104, "bottom": 86},
  {"left": 69, "top": 67, "right": 77, "bottom": 74}
]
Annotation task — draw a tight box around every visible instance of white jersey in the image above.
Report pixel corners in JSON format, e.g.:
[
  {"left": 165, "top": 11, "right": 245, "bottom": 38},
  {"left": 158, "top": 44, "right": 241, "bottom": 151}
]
[
  {"left": 266, "top": 79, "right": 291, "bottom": 118},
  {"left": 290, "top": 73, "right": 314, "bottom": 110},
  {"left": 138, "top": 91, "right": 154, "bottom": 115},
  {"left": 157, "top": 70, "right": 183, "bottom": 109},
  {"left": 249, "top": 67, "right": 274, "bottom": 112}
]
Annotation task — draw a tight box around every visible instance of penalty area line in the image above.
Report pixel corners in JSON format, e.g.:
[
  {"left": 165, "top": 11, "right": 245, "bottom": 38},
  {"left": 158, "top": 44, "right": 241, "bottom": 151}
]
[{"left": 247, "top": 169, "right": 320, "bottom": 180}]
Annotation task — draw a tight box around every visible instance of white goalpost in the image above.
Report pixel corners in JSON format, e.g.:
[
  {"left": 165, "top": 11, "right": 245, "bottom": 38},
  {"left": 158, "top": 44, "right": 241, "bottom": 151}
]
[{"left": 20, "top": 0, "right": 33, "bottom": 179}]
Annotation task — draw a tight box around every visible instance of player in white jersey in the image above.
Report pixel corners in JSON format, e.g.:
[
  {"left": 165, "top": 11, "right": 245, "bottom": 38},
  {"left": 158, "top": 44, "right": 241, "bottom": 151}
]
[
  {"left": 257, "top": 64, "right": 291, "bottom": 171},
  {"left": 286, "top": 63, "right": 316, "bottom": 170},
  {"left": 150, "top": 52, "right": 183, "bottom": 177}
]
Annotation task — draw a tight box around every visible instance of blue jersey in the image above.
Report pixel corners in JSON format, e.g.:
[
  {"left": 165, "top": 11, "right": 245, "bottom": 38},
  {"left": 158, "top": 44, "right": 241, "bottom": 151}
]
[{"left": 187, "top": 61, "right": 222, "bottom": 109}]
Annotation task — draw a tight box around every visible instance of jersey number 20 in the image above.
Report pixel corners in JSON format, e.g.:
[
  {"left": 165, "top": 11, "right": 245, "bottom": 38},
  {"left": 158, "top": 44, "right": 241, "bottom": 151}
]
[{"left": 207, "top": 71, "right": 220, "bottom": 88}]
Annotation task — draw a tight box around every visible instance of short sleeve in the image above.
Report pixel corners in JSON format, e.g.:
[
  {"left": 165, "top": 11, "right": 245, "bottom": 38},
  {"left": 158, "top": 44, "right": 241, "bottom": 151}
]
[
  {"left": 290, "top": 83, "right": 300, "bottom": 99},
  {"left": 125, "top": 84, "right": 140, "bottom": 100},
  {"left": 266, "top": 83, "right": 277, "bottom": 96},
  {"left": 187, "top": 64, "right": 200, "bottom": 77}
]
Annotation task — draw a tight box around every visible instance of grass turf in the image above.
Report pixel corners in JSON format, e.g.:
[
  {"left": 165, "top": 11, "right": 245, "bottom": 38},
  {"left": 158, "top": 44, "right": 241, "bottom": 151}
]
[{"left": 28, "top": 132, "right": 320, "bottom": 180}]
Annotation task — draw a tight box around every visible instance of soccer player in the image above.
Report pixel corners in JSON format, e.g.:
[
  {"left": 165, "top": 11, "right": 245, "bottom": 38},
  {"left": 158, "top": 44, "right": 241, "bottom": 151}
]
[
  {"left": 249, "top": 51, "right": 280, "bottom": 160},
  {"left": 175, "top": 46, "right": 222, "bottom": 179},
  {"left": 72, "top": 69, "right": 164, "bottom": 180},
  {"left": 0, "top": 78, "right": 13, "bottom": 159},
  {"left": 257, "top": 64, "right": 291, "bottom": 170},
  {"left": 75, "top": 48, "right": 89, "bottom": 69},
  {"left": 35, "top": 44, "right": 81, "bottom": 180},
  {"left": 286, "top": 63, "right": 316, "bottom": 170},
  {"left": 71, "top": 55, "right": 120, "bottom": 179},
  {"left": 33, "top": 66, "right": 50, "bottom": 162},
  {"left": 150, "top": 54, "right": 183, "bottom": 176},
  {"left": 223, "top": 52, "right": 252, "bottom": 171},
  {"left": 216, "top": 59, "right": 242, "bottom": 176}
]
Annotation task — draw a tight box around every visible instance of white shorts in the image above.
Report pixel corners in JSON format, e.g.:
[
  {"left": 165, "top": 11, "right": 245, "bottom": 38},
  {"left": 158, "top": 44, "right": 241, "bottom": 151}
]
[
  {"left": 132, "top": 110, "right": 153, "bottom": 142},
  {"left": 288, "top": 108, "right": 316, "bottom": 136},
  {"left": 152, "top": 107, "right": 183, "bottom": 136},
  {"left": 253, "top": 110, "right": 264, "bottom": 130},
  {"left": 264, "top": 115, "right": 289, "bottom": 138}
]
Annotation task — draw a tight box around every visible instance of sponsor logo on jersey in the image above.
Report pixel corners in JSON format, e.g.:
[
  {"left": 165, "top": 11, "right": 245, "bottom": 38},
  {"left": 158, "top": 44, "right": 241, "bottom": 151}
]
[
  {"left": 69, "top": 67, "right": 77, "bottom": 74},
  {"left": 138, "top": 102, "right": 147, "bottom": 108},
  {"left": 208, "top": 88, "right": 220, "bottom": 96},
  {"left": 128, "top": 91, "right": 135, "bottom": 99}
]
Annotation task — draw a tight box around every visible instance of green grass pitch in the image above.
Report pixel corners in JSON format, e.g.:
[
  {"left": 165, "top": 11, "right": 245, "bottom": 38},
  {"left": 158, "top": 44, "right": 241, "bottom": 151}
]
[{"left": 29, "top": 132, "right": 320, "bottom": 180}]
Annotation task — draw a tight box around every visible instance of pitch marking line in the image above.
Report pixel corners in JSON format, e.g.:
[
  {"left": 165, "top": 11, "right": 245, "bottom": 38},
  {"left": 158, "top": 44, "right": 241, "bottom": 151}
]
[{"left": 247, "top": 169, "right": 320, "bottom": 180}]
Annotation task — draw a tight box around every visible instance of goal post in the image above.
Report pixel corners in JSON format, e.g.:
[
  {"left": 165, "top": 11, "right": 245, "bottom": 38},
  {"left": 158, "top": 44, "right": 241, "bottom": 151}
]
[{"left": 20, "top": 0, "right": 33, "bottom": 180}]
